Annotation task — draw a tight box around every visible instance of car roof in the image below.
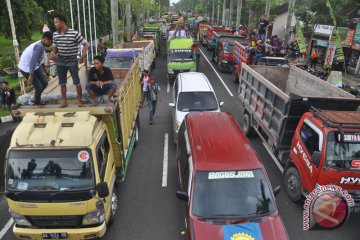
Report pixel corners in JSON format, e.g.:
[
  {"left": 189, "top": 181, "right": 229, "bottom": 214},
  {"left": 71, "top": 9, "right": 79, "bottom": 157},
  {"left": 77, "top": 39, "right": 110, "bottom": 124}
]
[
  {"left": 178, "top": 72, "right": 214, "bottom": 92},
  {"left": 185, "top": 112, "right": 264, "bottom": 171}
]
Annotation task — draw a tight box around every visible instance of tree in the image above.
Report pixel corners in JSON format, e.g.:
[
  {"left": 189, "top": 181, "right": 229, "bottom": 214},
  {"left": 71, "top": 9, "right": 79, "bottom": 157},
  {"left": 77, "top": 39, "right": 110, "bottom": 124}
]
[{"left": 0, "top": 0, "right": 42, "bottom": 42}]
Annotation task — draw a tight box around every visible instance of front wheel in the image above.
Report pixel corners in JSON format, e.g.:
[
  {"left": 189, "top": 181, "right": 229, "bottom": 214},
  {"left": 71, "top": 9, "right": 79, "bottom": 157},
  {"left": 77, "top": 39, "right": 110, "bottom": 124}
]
[
  {"left": 108, "top": 187, "right": 118, "bottom": 225},
  {"left": 284, "top": 167, "right": 303, "bottom": 202}
]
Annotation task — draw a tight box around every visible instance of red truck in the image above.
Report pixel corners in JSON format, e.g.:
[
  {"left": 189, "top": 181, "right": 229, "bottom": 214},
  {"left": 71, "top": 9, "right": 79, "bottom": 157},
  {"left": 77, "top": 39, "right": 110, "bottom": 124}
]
[
  {"left": 205, "top": 26, "right": 233, "bottom": 51},
  {"left": 238, "top": 64, "right": 360, "bottom": 210},
  {"left": 212, "top": 32, "right": 246, "bottom": 72}
]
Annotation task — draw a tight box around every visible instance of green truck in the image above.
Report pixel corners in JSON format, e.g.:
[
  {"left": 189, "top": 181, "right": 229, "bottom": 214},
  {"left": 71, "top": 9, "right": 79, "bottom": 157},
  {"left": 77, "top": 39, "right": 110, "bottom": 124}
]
[
  {"left": 167, "top": 38, "right": 198, "bottom": 83},
  {"left": 142, "top": 24, "right": 162, "bottom": 55}
]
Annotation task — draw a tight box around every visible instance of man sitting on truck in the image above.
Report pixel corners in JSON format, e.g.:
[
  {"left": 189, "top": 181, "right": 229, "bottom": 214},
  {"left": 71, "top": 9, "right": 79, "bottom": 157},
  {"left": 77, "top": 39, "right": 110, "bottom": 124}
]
[
  {"left": 86, "top": 55, "right": 116, "bottom": 105},
  {"left": 253, "top": 40, "right": 266, "bottom": 65}
]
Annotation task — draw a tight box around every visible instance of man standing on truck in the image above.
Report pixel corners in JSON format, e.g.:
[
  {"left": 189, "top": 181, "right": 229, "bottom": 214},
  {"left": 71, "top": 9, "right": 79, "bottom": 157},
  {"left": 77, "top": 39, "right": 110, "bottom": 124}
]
[
  {"left": 258, "top": 15, "right": 269, "bottom": 42},
  {"left": 174, "top": 13, "right": 186, "bottom": 38},
  {"left": 86, "top": 55, "right": 116, "bottom": 105},
  {"left": 51, "top": 12, "right": 88, "bottom": 108},
  {"left": 18, "top": 31, "right": 53, "bottom": 106}
]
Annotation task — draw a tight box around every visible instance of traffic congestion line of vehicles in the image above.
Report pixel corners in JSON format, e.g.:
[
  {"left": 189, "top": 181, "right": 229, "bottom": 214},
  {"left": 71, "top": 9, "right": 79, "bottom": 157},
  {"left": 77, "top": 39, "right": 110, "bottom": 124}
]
[{"left": 3, "top": 12, "right": 360, "bottom": 240}]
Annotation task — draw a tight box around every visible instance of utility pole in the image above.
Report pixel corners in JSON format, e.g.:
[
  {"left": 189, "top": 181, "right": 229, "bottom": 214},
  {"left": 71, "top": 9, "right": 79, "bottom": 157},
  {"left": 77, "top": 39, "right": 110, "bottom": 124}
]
[
  {"left": 265, "top": 0, "right": 271, "bottom": 19},
  {"left": 217, "top": 0, "right": 220, "bottom": 25},
  {"left": 212, "top": 0, "right": 215, "bottom": 23},
  {"left": 235, "top": 0, "right": 242, "bottom": 30},
  {"left": 229, "top": 0, "right": 233, "bottom": 28},
  {"left": 284, "top": 0, "right": 296, "bottom": 48},
  {"left": 6, "top": 0, "right": 25, "bottom": 94},
  {"left": 126, "top": 0, "right": 131, "bottom": 41},
  {"left": 111, "top": 0, "right": 119, "bottom": 46},
  {"left": 222, "top": 0, "right": 226, "bottom": 26}
]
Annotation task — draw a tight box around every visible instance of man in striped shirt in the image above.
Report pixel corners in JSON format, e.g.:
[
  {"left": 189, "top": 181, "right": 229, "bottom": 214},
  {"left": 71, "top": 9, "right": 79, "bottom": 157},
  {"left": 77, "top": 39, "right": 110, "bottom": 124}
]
[{"left": 51, "top": 12, "right": 88, "bottom": 107}]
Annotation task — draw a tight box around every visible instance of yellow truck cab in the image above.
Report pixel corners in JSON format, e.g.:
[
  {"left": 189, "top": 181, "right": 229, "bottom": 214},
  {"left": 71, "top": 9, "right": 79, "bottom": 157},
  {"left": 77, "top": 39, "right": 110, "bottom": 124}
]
[{"left": 6, "top": 59, "right": 141, "bottom": 240}]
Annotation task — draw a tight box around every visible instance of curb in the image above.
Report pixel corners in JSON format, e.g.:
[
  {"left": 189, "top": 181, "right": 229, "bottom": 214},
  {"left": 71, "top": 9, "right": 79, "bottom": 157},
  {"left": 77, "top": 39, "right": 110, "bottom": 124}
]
[{"left": 0, "top": 115, "right": 13, "bottom": 123}]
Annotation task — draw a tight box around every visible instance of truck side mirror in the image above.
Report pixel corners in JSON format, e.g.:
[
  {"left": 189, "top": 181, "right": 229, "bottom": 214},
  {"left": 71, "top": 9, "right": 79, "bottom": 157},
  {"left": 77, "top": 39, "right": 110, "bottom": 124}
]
[
  {"left": 96, "top": 182, "right": 109, "bottom": 198},
  {"left": 176, "top": 190, "right": 189, "bottom": 201},
  {"left": 311, "top": 151, "right": 321, "bottom": 166},
  {"left": 273, "top": 186, "right": 281, "bottom": 196}
]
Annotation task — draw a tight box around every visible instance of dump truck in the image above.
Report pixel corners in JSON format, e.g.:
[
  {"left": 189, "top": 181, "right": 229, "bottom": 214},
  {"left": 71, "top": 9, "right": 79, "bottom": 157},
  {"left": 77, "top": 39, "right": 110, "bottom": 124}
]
[
  {"left": 238, "top": 64, "right": 360, "bottom": 209},
  {"left": 205, "top": 26, "right": 233, "bottom": 51},
  {"left": 167, "top": 38, "right": 198, "bottom": 83},
  {"left": 115, "top": 41, "right": 155, "bottom": 71},
  {"left": 6, "top": 58, "right": 141, "bottom": 239},
  {"left": 212, "top": 32, "right": 246, "bottom": 72}
]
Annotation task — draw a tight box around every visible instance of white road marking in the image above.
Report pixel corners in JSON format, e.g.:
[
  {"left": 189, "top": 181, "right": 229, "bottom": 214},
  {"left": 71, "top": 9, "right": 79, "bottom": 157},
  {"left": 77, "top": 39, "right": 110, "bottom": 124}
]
[
  {"left": 167, "top": 81, "right": 170, "bottom": 93},
  {"left": 199, "top": 48, "right": 234, "bottom": 97},
  {"left": 162, "top": 133, "right": 169, "bottom": 187},
  {"left": 0, "top": 218, "right": 14, "bottom": 239},
  {"left": 261, "top": 142, "right": 284, "bottom": 173}
]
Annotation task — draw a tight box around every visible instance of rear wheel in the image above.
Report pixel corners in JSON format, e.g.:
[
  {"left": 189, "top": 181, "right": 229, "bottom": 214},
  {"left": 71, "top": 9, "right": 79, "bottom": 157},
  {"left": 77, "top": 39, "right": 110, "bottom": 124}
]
[
  {"left": 284, "top": 167, "right": 303, "bottom": 202},
  {"left": 242, "top": 113, "right": 255, "bottom": 136}
]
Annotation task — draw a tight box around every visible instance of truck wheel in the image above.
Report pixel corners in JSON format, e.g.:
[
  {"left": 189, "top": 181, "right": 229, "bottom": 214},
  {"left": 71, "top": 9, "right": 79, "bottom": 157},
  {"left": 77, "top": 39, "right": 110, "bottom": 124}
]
[
  {"left": 242, "top": 113, "right": 255, "bottom": 136},
  {"left": 108, "top": 187, "right": 118, "bottom": 225},
  {"left": 284, "top": 167, "right": 303, "bottom": 202}
]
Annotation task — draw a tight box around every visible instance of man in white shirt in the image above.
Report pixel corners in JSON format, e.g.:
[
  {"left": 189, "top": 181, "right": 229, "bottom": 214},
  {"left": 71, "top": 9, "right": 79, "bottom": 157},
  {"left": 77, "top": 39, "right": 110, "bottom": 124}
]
[{"left": 18, "top": 31, "right": 53, "bottom": 106}]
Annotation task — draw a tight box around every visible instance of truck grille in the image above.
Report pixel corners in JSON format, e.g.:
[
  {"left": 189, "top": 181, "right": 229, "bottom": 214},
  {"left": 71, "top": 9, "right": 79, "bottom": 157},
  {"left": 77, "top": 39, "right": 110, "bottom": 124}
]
[
  {"left": 348, "top": 190, "right": 360, "bottom": 202},
  {"left": 27, "top": 215, "right": 82, "bottom": 228},
  {"left": 174, "top": 69, "right": 190, "bottom": 75}
]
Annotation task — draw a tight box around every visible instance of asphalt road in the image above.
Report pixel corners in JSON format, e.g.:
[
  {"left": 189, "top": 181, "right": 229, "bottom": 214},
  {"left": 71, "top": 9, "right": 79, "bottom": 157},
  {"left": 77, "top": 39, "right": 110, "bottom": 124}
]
[{"left": 1, "top": 41, "right": 360, "bottom": 240}]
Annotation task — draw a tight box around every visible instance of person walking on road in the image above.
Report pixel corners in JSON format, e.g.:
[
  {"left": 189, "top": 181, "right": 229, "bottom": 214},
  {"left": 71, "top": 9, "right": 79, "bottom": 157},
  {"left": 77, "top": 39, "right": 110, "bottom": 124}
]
[
  {"left": 50, "top": 12, "right": 88, "bottom": 107},
  {"left": 140, "top": 70, "right": 151, "bottom": 107},
  {"left": 18, "top": 31, "right": 53, "bottom": 106},
  {"left": 311, "top": 49, "right": 319, "bottom": 68},
  {"left": 147, "top": 79, "right": 161, "bottom": 125}
]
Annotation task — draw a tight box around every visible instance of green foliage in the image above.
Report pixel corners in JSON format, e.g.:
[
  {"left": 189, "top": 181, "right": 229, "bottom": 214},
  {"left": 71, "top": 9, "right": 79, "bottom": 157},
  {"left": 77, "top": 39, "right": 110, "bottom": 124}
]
[
  {"left": 295, "top": 0, "right": 358, "bottom": 28},
  {"left": 0, "top": 0, "right": 43, "bottom": 41},
  {"left": 0, "top": 52, "right": 16, "bottom": 71}
]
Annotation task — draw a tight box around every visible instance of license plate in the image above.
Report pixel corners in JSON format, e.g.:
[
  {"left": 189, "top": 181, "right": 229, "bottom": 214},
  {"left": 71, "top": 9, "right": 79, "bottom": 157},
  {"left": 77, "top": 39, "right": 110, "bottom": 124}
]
[{"left": 42, "top": 233, "right": 68, "bottom": 239}]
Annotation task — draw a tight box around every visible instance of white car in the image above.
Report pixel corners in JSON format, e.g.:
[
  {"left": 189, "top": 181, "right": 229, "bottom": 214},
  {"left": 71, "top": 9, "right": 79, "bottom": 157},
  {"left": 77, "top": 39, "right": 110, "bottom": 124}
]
[{"left": 169, "top": 72, "right": 223, "bottom": 144}]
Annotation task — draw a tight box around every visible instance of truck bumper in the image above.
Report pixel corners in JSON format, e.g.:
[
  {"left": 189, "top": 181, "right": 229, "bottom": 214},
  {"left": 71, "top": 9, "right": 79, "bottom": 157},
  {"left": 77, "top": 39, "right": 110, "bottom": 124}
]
[
  {"left": 219, "top": 63, "right": 235, "bottom": 72},
  {"left": 13, "top": 221, "right": 106, "bottom": 240}
]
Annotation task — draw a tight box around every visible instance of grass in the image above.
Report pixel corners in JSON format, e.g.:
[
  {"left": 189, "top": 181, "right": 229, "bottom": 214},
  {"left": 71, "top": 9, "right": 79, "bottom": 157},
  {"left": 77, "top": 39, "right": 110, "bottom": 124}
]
[{"left": 0, "top": 32, "right": 42, "bottom": 57}]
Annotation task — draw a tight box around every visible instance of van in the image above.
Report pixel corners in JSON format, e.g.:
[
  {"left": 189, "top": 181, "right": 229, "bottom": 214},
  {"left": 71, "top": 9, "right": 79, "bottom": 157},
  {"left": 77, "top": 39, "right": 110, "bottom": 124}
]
[
  {"left": 169, "top": 72, "right": 223, "bottom": 144},
  {"left": 176, "top": 112, "right": 289, "bottom": 240}
]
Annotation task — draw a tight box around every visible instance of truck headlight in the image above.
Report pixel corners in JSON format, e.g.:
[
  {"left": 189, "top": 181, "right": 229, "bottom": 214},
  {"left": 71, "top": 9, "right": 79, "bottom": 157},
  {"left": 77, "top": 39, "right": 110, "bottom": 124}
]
[
  {"left": 82, "top": 208, "right": 105, "bottom": 226},
  {"left": 168, "top": 69, "right": 174, "bottom": 74},
  {"left": 10, "top": 210, "right": 32, "bottom": 227},
  {"left": 221, "top": 60, "right": 228, "bottom": 63},
  {"left": 176, "top": 121, "right": 181, "bottom": 132}
]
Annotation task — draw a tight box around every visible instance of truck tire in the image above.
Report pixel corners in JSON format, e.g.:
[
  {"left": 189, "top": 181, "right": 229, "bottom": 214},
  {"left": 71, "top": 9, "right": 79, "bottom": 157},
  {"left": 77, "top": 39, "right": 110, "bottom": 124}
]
[
  {"left": 108, "top": 187, "right": 118, "bottom": 225},
  {"left": 242, "top": 113, "right": 255, "bottom": 136},
  {"left": 284, "top": 167, "right": 303, "bottom": 202}
]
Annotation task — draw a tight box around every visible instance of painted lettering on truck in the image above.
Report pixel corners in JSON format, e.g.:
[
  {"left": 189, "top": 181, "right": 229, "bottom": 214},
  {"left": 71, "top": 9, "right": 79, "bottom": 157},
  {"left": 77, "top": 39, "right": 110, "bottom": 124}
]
[
  {"left": 293, "top": 141, "right": 313, "bottom": 174},
  {"left": 340, "top": 177, "right": 360, "bottom": 185}
]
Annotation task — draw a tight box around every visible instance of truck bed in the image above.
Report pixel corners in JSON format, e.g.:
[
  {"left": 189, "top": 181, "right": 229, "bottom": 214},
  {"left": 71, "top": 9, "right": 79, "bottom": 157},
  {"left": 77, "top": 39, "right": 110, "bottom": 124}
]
[{"left": 238, "top": 64, "right": 360, "bottom": 160}]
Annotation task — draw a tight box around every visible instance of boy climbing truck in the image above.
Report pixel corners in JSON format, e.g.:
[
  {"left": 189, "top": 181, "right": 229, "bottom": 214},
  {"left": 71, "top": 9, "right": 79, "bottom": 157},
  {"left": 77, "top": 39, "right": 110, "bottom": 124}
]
[
  {"left": 167, "top": 38, "right": 198, "bottom": 83},
  {"left": 7, "top": 59, "right": 141, "bottom": 239},
  {"left": 237, "top": 64, "right": 360, "bottom": 210}
]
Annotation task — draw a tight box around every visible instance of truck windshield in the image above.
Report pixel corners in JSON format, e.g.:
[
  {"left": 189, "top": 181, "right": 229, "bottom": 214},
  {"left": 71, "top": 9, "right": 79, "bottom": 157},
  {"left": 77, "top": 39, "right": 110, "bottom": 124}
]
[
  {"left": 169, "top": 50, "right": 193, "bottom": 62},
  {"left": 192, "top": 170, "right": 276, "bottom": 219},
  {"left": 177, "top": 92, "right": 218, "bottom": 112},
  {"left": 6, "top": 149, "right": 95, "bottom": 191},
  {"left": 105, "top": 57, "right": 134, "bottom": 69},
  {"left": 224, "top": 43, "right": 234, "bottom": 54},
  {"left": 326, "top": 132, "right": 360, "bottom": 170}
]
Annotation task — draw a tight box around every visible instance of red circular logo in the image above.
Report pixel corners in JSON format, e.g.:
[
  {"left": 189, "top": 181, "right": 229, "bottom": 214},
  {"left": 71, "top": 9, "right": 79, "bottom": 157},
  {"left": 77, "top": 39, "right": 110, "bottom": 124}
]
[{"left": 311, "top": 192, "right": 349, "bottom": 229}]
